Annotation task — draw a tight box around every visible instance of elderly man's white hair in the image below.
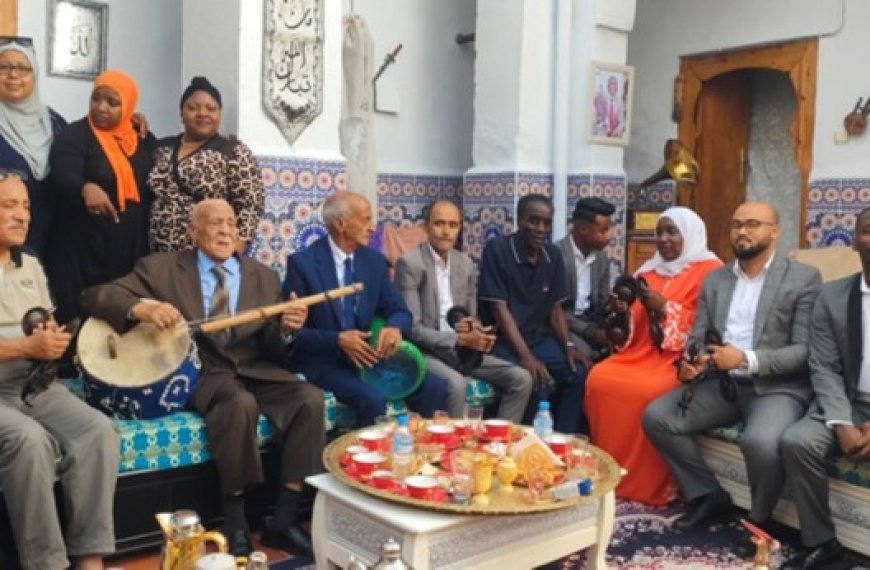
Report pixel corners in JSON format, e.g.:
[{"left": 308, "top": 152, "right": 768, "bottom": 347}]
[{"left": 321, "top": 191, "right": 366, "bottom": 229}]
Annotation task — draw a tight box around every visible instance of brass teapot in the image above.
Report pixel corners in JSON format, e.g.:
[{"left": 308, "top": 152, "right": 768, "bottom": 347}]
[{"left": 156, "top": 510, "right": 228, "bottom": 570}]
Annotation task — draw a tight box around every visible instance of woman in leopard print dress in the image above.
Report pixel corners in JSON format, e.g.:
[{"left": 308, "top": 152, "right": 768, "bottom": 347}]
[{"left": 148, "top": 76, "right": 263, "bottom": 253}]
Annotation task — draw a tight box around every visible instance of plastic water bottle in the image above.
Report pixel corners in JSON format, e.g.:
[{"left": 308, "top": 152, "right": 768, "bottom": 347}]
[
  {"left": 550, "top": 478, "right": 594, "bottom": 501},
  {"left": 392, "top": 414, "right": 414, "bottom": 480},
  {"left": 533, "top": 400, "right": 554, "bottom": 441}
]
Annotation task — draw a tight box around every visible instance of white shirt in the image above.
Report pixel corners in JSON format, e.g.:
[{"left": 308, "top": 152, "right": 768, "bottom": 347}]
[
  {"left": 570, "top": 236, "right": 596, "bottom": 315},
  {"left": 859, "top": 276, "right": 870, "bottom": 395},
  {"left": 327, "top": 235, "right": 353, "bottom": 285},
  {"left": 428, "top": 243, "right": 454, "bottom": 331},
  {"left": 722, "top": 254, "right": 775, "bottom": 374}
]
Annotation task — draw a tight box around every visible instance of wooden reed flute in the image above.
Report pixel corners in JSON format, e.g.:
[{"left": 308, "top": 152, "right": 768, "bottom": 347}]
[{"left": 195, "top": 282, "right": 364, "bottom": 333}]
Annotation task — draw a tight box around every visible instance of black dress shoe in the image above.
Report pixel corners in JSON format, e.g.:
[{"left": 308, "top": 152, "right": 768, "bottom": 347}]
[
  {"left": 261, "top": 524, "right": 313, "bottom": 557},
  {"left": 782, "top": 539, "right": 848, "bottom": 570},
  {"left": 226, "top": 527, "right": 252, "bottom": 557},
  {"left": 671, "top": 492, "right": 734, "bottom": 531}
]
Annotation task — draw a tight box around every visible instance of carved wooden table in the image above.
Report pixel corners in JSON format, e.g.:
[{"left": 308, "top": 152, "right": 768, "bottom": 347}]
[{"left": 307, "top": 471, "right": 617, "bottom": 569}]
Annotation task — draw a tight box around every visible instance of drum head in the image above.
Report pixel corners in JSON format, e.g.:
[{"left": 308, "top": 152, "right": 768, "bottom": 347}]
[
  {"left": 359, "top": 340, "right": 426, "bottom": 401},
  {"left": 77, "top": 318, "right": 192, "bottom": 388}
]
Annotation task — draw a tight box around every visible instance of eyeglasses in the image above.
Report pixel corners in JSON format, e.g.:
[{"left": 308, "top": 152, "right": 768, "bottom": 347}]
[
  {"left": 728, "top": 219, "right": 776, "bottom": 231},
  {"left": 0, "top": 168, "right": 28, "bottom": 182},
  {"left": 0, "top": 36, "right": 34, "bottom": 48},
  {"left": 0, "top": 63, "right": 34, "bottom": 76}
]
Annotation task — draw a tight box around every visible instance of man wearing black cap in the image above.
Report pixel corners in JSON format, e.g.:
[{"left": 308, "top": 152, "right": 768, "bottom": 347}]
[{"left": 556, "top": 197, "right": 615, "bottom": 361}]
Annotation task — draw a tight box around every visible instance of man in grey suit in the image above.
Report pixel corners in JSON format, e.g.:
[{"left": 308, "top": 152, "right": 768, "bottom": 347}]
[
  {"left": 395, "top": 200, "right": 533, "bottom": 422},
  {"left": 778, "top": 206, "right": 870, "bottom": 570},
  {"left": 642, "top": 202, "right": 821, "bottom": 556},
  {"left": 556, "top": 197, "right": 615, "bottom": 360}
]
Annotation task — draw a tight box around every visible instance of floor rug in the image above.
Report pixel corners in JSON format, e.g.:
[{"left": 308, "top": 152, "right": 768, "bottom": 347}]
[
  {"left": 269, "top": 554, "right": 314, "bottom": 569},
  {"left": 538, "top": 500, "right": 870, "bottom": 569}
]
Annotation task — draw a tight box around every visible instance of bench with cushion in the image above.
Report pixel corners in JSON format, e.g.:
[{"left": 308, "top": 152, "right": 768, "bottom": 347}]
[{"left": 696, "top": 245, "right": 869, "bottom": 556}]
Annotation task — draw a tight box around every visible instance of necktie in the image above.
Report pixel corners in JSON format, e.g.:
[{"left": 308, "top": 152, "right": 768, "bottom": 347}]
[
  {"left": 209, "top": 265, "right": 230, "bottom": 345},
  {"left": 342, "top": 257, "right": 356, "bottom": 330}
]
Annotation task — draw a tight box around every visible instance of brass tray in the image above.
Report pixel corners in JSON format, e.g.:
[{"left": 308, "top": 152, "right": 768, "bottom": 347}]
[{"left": 323, "top": 428, "right": 623, "bottom": 515}]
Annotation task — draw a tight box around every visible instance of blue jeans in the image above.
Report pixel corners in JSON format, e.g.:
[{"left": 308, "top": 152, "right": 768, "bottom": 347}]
[{"left": 492, "top": 335, "right": 588, "bottom": 435}]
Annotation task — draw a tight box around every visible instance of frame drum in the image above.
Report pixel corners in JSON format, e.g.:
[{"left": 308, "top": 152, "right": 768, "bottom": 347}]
[
  {"left": 359, "top": 316, "right": 425, "bottom": 400},
  {"left": 77, "top": 317, "right": 201, "bottom": 419}
]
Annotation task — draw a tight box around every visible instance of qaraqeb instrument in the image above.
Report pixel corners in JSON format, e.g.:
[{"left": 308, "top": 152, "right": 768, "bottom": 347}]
[{"left": 77, "top": 283, "right": 363, "bottom": 420}]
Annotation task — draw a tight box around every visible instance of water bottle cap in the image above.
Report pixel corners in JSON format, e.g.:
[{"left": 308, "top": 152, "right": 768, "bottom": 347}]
[
  {"left": 538, "top": 400, "right": 550, "bottom": 411},
  {"left": 397, "top": 414, "right": 408, "bottom": 426}
]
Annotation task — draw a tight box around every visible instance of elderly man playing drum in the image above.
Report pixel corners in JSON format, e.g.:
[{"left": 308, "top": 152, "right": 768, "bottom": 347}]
[
  {"left": 0, "top": 170, "right": 119, "bottom": 570},
  {"left": 283, "top": 190, "right": 447, "bottom": 427},
  {"left": 81, "top": 198, "right": 324, "bottom": 558}
]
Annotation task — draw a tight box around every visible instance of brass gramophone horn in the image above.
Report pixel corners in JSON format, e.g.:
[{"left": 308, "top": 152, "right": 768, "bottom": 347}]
[{"left": 638, "top": 139, "right": 700, "bottom": 196}]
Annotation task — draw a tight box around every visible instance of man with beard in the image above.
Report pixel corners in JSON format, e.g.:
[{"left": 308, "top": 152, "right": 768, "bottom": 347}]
[
  {"left": 478, "top": 194, "right": 588, "bottom": 434},
  {"left": 643, "top": 201, "right": 821, "bottom": 558},
  {"left": 778, "top": 206, "right": 870, "bottom": 570}
]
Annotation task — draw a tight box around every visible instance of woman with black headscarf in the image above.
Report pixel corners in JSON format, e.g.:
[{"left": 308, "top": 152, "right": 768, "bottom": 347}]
[{"left": 148, "top": 76, "right": 263, "bottom": 254}]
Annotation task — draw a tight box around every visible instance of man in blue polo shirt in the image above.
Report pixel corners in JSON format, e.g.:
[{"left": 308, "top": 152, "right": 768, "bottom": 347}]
[{"left": 479, "top": 194, "right": 588, "bottom": 434}]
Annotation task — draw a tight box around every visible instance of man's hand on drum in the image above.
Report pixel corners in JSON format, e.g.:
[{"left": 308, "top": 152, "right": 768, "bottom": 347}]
[
  {"left": 23, "top": 319, "right": 71, "bottom": 360},
  {"left": 132, "top": 300, "right": 182, "bottom": 329},
  {"left": 375, "top": 326, "right": 403, "bottom": 359},
  {"left": 338, "top": 330, "right": 379, "bottom": 369},
  {"left": 280, "top": 292, "right": 308, "bottom": 336}
]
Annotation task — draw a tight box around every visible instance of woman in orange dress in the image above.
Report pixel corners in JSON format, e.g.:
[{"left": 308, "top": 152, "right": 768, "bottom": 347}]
[{"left": 584, "top": 207, "right": 722, "bottom": 505}]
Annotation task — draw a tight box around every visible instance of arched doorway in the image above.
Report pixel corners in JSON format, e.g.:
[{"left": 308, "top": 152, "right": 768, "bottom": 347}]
[{"left": 677, "top": 39, "right": 817, "bottom": 260}]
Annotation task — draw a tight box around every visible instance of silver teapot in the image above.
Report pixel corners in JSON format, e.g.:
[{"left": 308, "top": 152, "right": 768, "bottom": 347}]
[{"left": 371, "top": 538, "right": 411, "bottom": 570}]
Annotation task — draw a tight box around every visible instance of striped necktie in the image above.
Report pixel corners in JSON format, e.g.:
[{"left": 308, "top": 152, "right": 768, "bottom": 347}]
[{"left": 209, "top": 265, "right": 230, "bottom": 345}]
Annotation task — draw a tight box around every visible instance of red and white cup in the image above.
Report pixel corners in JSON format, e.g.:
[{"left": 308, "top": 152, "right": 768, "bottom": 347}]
[
  {"left": 405, "top": 475, "right": 439, "bottom": 499},
  {"left": 371, "top": 469, "right": 397, "bottom": 489},
  {"left": 352, "top": 452, "right": 386, "bottom": 477},
  {"left": 359, "top": 429, "right": 389, "bottom": 453},
  {"left": 482, "top": 419, "right": 511, "bottom": 440},
  {"left": 547, "top": 434, "right": 571, "bottom": 458},
  {"left": 426, "top": 424, "right": 456, "bottom": 445},
  {"left": 453, "top": 421, "right": 472, "bottom": 437}
]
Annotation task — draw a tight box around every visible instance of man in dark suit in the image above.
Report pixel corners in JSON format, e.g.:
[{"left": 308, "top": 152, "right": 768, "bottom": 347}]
[
  {"left": 81, "top": 199, "right": 323, "bottom": 557},
  {"left": 779, "top": 206, "right": 870, "bottom": 570},
  {"left": 642, "top": 202, "right": 821, "bottom": 557},
  {"left": 395, "top": 200, "right": 533, "bottom": 422},
  {"left": 283, "top": 191, "right": 446, "bottom": 427},
  {"left": 556, "top": 197, "right": 615, "bottom": 361}
]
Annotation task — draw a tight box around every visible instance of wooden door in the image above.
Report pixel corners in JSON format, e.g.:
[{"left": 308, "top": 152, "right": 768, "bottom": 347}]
[
  {"left": 677, "top": 39, "right": 817, "bottom": 249},
  {"left": 0, "top": 0, "right": 16, "bottom": 35},
  {"left": 692, "top": 71, "right": 751, "bottom": 261}
]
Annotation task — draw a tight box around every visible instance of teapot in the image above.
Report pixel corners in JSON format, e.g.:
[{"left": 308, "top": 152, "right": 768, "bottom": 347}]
[{"left": 156, "top": 510, "right": 228, "bottom": 570}]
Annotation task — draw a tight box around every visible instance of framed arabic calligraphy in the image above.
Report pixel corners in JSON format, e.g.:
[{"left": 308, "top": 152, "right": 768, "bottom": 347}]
[
  {"left": 47, "top": 0, "right": 107, "bottom": 80},
  {"left": 262, "top": 0, "right": 323, "bottom": 144}
]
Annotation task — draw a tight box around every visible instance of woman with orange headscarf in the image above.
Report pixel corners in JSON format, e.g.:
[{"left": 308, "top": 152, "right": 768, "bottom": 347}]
[{"left": 45, "top": 70, "right": 156, "bottom": 325}]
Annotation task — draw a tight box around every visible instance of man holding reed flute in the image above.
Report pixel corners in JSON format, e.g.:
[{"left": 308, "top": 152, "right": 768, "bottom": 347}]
[{"left": 81, "top": 198, "right": 324, "bottom": 557}]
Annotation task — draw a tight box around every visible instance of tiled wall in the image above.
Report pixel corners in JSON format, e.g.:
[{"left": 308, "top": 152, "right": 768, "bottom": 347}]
[
  {"left": 251, "top": 155, "right": 630, "bottom": 277},
  {"left": 806, "top": 178, "right": 870, "bottom": 247},
  {"left": 626, "top": 181, "right": 675, "bottom": 212}
]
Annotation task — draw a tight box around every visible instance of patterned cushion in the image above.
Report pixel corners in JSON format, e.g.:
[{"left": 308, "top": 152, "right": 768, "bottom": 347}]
[
  {"left": 704, "top": 423, "right": 870, "bottom": 489},
  {"left": 63, "top": 376, "right": 500, "bottom": 474}
]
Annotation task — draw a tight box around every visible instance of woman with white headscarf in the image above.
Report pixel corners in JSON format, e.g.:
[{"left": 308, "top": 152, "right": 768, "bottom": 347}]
[
  {"left": 0, "top": 37, "right": 66, "bottom": 254},
  {"left": 584, "top": 206, "right": 722, "bottom": 505}
]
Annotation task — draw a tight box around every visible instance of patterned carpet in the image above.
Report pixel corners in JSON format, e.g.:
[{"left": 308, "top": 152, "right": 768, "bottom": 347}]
[
  {"left": 540, "top": 500, "right": 870, "bottom": 570},
  {"left": 271, "top": 499, "right": 870, "bottom": 569}
]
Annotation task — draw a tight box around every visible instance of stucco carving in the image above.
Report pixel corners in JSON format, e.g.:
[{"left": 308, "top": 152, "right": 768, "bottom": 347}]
[{"left": 263, "top": 0, "right": 323, "bottom": 144}]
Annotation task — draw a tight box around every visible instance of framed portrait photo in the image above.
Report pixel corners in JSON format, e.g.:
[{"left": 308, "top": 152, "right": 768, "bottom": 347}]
[
  {"left": 47, "top": 0, "right": 107, "bottom": 80},
  {"left": 588, "top": 61, "right": 634, "bottom": 146}
]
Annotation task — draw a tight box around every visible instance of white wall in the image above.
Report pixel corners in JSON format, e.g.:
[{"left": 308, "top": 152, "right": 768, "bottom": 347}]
[
  {"left": 568, "top": 0, "right": 632, "bottom": 176},
  {"left": 182, "top": 0, "right": 241, "bottom": 137},
  {"left": 19, "top": 0, "right": 182, "bottom": 138},
  {"left": 625, "top": 0, "right": 849, "bottom": 182},
  {"left": 471, "top": 0, "right": 523, "bottom": 172},
  {"left": 351, "top": 0, "right": 476, "bottom": 174}
]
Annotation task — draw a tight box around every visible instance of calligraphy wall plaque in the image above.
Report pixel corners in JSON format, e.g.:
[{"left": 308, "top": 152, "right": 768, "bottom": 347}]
[
  {"left": 47, "top": 0, "right": 107, "bottom": 80},
  {"left": 263, "top": 0, "right": 324, "bottom": 145}
]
